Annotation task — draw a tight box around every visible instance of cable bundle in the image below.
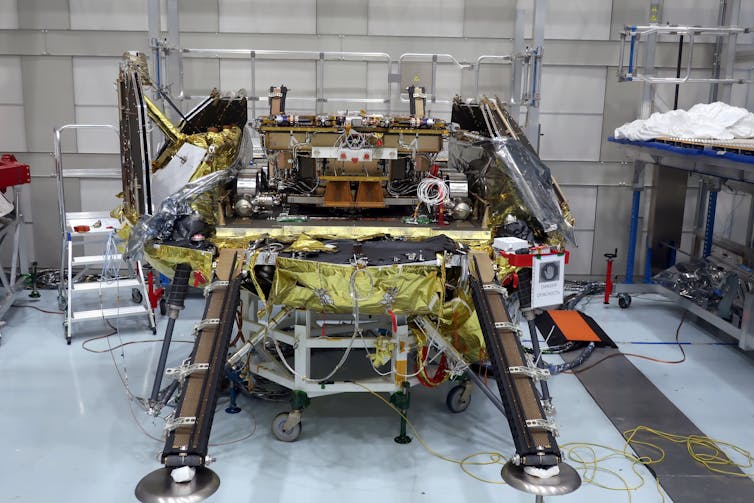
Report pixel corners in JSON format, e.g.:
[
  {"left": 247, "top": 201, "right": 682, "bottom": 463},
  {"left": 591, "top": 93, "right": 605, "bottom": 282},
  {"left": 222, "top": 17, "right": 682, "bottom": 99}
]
[
  {"left": 101, "top": 230, "right": 121, "bottom": 281},
  {"left": 417, "top": 177, "right": 448, "bottom": 207}
]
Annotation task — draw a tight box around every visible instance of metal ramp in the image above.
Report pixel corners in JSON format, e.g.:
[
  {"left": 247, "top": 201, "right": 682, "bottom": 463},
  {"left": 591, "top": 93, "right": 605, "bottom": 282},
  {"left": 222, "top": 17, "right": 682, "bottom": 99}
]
[
  {"left": 54, "top": 125, "right": 155, "bottom": 344},
  {"left": 468, "top": 252, "right": 580, "bottom": 498},
  {"left": 136, "top": 249, "right": 246, "bottom": 503}
]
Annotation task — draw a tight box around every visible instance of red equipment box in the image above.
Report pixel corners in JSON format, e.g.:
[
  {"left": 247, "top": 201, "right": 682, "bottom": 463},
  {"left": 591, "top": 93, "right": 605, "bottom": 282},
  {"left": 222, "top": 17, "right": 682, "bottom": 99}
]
[
  {"left": 498, "top": 248, "right": 570, "bottom": 268},
  {"left": 0, "top": 154, "right": 31, "bottom": 191}
]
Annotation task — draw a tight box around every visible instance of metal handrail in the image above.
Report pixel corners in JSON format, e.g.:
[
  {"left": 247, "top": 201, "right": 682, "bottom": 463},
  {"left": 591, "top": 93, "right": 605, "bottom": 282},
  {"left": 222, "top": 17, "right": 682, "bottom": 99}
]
[
  {"left": 398, "top": 53, "right": 473, "bottom": 69},
  {"left": 475, "top": 55, "right": 513, "bottom": 98},
  {"left": 628, "top": 24, "right": 748, "bottom": 36},
  {"left": 178, "top": 48, "right": 393, "bottom": 114},
  {"left": 397, "top": 53, "right": 475, "bottom": 104},
  {"left": 182, "top": 48, "right": 391, "bottom": 62},
  {"left": 618, "top": 24, "right": 754, "bottom": 84}
]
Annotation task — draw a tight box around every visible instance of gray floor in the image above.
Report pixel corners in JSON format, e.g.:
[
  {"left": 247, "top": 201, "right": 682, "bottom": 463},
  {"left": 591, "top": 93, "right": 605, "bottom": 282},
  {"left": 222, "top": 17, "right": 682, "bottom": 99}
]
[{"left": 1, "top": 290, "right": 753, "bottom": 503}]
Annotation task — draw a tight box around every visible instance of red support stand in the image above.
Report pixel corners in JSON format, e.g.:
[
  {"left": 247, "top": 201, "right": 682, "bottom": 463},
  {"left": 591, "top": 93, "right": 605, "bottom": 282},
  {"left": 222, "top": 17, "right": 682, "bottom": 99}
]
[
  {"left": 146, "top": 271, "right": 165, "bottom": 310},
  {"left": 603, "top": 249, "right": 617, "bottom": 304}
]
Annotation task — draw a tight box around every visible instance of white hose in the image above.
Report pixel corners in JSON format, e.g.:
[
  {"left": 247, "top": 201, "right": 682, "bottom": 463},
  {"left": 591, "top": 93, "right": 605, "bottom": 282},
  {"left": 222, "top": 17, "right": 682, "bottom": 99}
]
[{"left": 417, "top": 177, "right": 448, "bottom": 207}]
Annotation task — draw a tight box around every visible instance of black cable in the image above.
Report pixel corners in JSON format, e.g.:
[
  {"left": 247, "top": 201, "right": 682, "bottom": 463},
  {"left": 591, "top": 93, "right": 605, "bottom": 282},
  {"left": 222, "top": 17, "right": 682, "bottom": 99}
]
[
  {"left": 12, "top": 303, "right": 63, "bottom": 315},
  {"left": 568, "top": 314, "right": 687, "bottom": 374}
]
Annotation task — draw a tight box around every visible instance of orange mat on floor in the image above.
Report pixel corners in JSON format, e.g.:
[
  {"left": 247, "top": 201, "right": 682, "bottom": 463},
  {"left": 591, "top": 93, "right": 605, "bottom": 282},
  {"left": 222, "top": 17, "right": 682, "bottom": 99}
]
[{"left": 547, "top": 310, "right": 602, "bottom": 342}]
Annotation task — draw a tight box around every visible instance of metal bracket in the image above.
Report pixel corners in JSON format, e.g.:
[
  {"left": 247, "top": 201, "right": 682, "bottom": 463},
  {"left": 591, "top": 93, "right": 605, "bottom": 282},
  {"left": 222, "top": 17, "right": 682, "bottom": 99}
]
[
  {"left": 203, "top": 280, "right": 229, "bottom": 297},
  {"left": 164, "top": 416, "right": 197, "bottom": 432},
  {"left": 193, "top": 318, "right": 221, "bottom": 334},
  {"left": 494, "top": 321, "right": 522, "bottom": 334},
  {"left": 165, "top": 362, "right": 210, "bottom": 382},
  {"left": 508, "top": 365, "right": 550, "bottom": 381},
  {"left": 283, "top": 409, "right": 303, "bottom": 431},
  {"left": 483, "top": 283, "right": 508, "bottom": 297},
  {"left": 525, "top": 418, "right": 559, "bottom": 435},
  {"left": 541, "top": 399, "right": 556, "bottom": 417}
]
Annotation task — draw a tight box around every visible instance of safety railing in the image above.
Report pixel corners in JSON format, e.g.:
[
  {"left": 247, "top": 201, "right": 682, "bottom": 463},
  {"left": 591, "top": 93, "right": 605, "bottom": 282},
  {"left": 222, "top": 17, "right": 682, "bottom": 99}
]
[
  {"left": 618, "top": 24, "right": 753, "bottom": 84},
  {"left": 175, "top": 48, "right": 522, "bottom": 114},
  {"left": 180, "top": 48, "right": 393, "bottom": 115}
]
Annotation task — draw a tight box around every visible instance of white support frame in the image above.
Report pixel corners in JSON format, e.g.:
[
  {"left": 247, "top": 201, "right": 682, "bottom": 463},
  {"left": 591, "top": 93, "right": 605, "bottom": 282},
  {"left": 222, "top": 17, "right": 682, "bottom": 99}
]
[{"left": 240, "top": 296, "right": 418, "bottom": 398}]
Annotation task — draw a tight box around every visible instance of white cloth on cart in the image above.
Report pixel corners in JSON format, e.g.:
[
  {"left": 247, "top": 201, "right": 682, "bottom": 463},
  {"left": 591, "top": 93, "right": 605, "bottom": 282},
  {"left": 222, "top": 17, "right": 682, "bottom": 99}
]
[{"left": 614, "top": 102, "right": 754, "bottom": 141}]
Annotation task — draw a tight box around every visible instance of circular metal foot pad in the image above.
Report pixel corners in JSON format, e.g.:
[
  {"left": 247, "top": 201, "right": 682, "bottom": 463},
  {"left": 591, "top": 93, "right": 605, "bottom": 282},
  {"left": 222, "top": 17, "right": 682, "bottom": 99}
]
[
  {"left": 501, "top": 461, "right": 581, "bottom": 496},
  {"left": 135, "top": 466, "right": 220, "bottom": 503}
]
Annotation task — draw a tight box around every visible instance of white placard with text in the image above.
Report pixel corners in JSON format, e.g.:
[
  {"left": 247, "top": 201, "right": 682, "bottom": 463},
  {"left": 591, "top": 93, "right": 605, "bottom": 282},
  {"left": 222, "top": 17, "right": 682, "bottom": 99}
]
[{"left": 531, "top": 253, "right": 565, "bottom": 309}]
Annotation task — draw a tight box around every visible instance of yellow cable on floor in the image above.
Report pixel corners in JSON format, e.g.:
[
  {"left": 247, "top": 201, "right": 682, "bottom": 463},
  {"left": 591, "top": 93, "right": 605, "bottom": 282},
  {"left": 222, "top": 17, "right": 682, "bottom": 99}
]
[
  {"left": 353, "top": 381, "right": 753, "bottom": 502},
  {"left": 353, "top": 382, "right": 634, "bottom": 492},
  {"left": 623, "top": 425, "right": 754, "bottom": 478}
]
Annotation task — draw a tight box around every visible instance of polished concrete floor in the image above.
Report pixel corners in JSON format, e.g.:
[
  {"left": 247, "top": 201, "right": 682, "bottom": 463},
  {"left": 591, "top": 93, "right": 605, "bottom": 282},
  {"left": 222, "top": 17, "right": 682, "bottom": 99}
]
[{"left": 1, "top": 290, "right": 753, "bottom": 503}]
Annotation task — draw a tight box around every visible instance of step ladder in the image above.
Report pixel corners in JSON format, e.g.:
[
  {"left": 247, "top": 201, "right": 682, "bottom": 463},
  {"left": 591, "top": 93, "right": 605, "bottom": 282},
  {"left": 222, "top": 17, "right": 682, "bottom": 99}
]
[{"left": 54, "top": 124, "right": 156, "bottom": 345}]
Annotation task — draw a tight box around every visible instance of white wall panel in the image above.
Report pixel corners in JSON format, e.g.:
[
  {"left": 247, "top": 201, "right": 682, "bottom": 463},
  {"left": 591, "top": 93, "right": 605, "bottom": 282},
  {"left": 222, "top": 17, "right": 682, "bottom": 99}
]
[
  {"left": 569, "top": 230, "right": 594, "bottom": 275},
  {"left": 368, "top": 0, "right": 465, "bottom": 37},
  {"left": 0, "top": 0, "right": 18, "bottom": 29},
  {"left": 433, "top": 64, "right": 463, "bottom": 104},
  {"left": 323, "top": 61, "right": 368, "bottom": 111},
  {"left": 160, "top": 0, "right": 220, "bottom": 33},
  {"left": 0, "top": 105, "right": 27, "bottom": 151},
  {"left": 547, "top": 0, "right": 612, "bottom": 40},
  {"left": 0, "top": 56, "right": 23, "bottom": 104},
  {"left": 220, "top": 60, "right": 252, "bottom": 93},
  {"left": 561, "top": 186, "right": 597, "bottom": 230},
  {"left": 19, "top": 0, "right": 70, "bottom": 29},
  {"left": 70, "top": 0, "right": 147, "bottom": 31},
  {"left": 219, "top": 0, "right": 316, "bottom": 34},
  {"left": 74, "top": 106, "right": 119, "bottom": 154},
  {"left": 223, "top": 59, "right": 317, "bottom": 97},
  {"left": 663, "top": 1, "right": 719, "bottom": 26},
  {"left": 182, "top": 59, "right": 220, "bottom": 97},
  {"left": 73, "top": 57, "right": 120, "bottom": 106},
  {"left": 540, "top": 66, "right": 606, "bottom": 114},
  {"left": 255, "top": 60, "right": 316, "bottom": 113},
  {"left": 317, "top": 0, "right": 367, "bottom": 35},
  {"left": 464, "top": 0, "right": 516, "bottom": 38},
  {"left": 539, "top": 114, "right": 603, "bottom": 161},
  {"left": 323, "top": 61, "right": 367, "bottom": 99},
  {"left": 366, "top": 62, "right": 391, "bottom": 101},
  {"left": 79, "top": 179, "right": 121, "bottom": 213}
]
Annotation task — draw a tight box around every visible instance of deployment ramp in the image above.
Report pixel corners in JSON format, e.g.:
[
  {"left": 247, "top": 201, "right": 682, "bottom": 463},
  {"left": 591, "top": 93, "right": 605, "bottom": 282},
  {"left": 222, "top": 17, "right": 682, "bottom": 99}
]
[
  {"left": 469, "top": 254, "right": 580, "bottom": 496},
  {"left": 162, "top": 249, "right": 245, "bottom": 466},
  {"left": 136, "top": 249, "right": 245, "bottom": 503}
]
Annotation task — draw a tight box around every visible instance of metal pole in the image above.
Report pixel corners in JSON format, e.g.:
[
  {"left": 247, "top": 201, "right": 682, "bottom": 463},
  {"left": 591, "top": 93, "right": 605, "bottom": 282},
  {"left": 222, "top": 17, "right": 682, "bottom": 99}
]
[
  {"left": 526, "top": 316, "right": 550, "bottom": 402},
  {"left": 673, "top": 35, "right": 684, "bottom": 109},
  {"left": 709, "top": 0, "right": 728, "bottom": 101},
  {"left": 640, "top": 1, "right": 663, "bottom": 119},
  {"left": 250, "top": 52, "right": 256, "bottom": 119},
  {"left": 464, "top": 368, "right": 507, "bottom": 417},
  {"left": 148, "top": 263, "right": 192, "bottom": 406},
  {"left": 525, "top": 0, "right": 546, "bottom": 150},
  {"left": 703, "top": 191, "right": 718, "bottom": 257},
  {"left": 720, "top": 0, "right": 741, "bottom": 103},
  {"left": 625, "top": 161, "right": 645, "bottom": 283},
  {"left": 510, "top": 0, "right": 525, "bottom": 121},
  {"left": 165, "top": 0, "right": 182, "bottom": 121},
  {"left": 147, "top": 0, "right": 161, "bottom": 156}
]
